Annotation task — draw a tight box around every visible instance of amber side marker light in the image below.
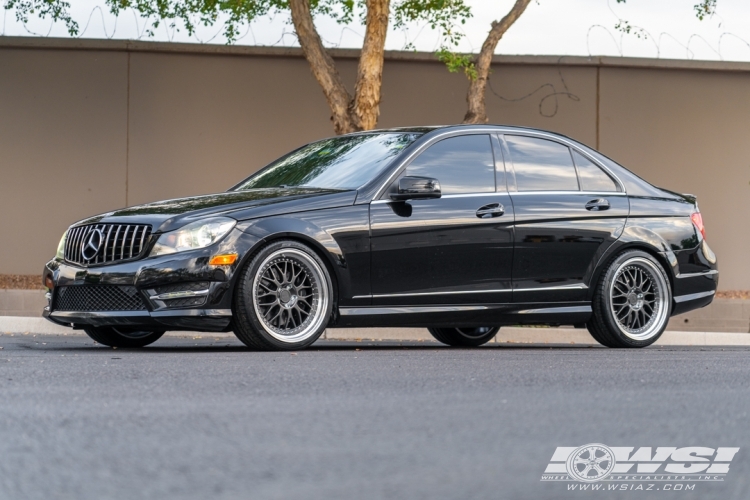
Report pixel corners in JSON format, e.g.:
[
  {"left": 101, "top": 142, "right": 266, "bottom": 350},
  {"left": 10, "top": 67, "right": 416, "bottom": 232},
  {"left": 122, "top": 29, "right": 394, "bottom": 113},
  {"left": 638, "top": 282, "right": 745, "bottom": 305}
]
[
  {"left": 44, "top": 275, "right": 54, "bottom": 289},
  {"left": 209, "top": 254, "right": 238, "bottom": 266}
]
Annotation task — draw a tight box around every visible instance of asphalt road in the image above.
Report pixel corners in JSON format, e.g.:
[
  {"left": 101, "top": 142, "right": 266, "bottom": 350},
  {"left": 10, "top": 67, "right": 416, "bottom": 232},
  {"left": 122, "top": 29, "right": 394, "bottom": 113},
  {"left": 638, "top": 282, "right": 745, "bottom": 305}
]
[{"left": 0, "top": 333, "right": 748, "bottom": 500}]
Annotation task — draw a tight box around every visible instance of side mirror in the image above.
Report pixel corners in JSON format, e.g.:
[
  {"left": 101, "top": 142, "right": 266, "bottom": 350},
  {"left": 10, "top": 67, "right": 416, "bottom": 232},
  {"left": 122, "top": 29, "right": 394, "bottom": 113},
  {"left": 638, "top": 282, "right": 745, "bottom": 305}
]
[{"left": 390, "top": 176, "right": 442, "bottom": 201}]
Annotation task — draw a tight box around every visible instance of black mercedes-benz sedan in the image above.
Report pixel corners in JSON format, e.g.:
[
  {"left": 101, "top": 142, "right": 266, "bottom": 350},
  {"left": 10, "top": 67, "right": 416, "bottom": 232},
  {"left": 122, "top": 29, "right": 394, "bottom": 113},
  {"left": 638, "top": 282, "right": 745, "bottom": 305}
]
[{"left": 42, "top": 125, "right": 718, "bottom": 350}]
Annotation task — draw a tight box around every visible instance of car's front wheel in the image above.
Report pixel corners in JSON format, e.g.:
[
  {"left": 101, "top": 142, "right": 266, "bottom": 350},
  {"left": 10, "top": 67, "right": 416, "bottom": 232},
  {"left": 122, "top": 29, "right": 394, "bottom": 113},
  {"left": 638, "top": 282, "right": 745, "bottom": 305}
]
[
  {"left": 588, "top": 250, "right": 672, "bottom": 348},
  {"left": 427, "top": 326, "right": 500, "bottom": 347},
  {"left": 233, "top": 240, "right": 333, "bottom": 351},
  {"left": 83, "top": 327, "right": 164, "bottom": 348}
]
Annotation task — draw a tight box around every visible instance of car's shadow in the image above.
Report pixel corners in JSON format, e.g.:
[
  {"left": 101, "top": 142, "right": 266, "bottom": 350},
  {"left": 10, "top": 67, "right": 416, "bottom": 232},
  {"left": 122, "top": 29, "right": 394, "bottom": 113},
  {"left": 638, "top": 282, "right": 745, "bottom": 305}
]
[{"left": 29, "top": 343, "right": 606, "bottom": 354}]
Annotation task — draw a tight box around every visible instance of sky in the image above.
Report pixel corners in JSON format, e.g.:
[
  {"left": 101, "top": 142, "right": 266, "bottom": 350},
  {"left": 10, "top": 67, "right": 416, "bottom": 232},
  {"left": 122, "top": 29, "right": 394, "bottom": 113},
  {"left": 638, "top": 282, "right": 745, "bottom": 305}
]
[{"left": 2, "top": 0, "right": 750, "bottom": 61}]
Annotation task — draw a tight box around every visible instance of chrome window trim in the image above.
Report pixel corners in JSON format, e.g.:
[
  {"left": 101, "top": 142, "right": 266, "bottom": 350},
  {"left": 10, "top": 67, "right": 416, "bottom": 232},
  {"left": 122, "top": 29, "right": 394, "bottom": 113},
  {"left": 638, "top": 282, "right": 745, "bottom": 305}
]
[
  {"left": 371, "top": 128, "right": 505, "bottom": 201},
  {"left": 370, "top": 127, "right": 627, "bottom": 201},
  {"left": 501, "top": 130, "right": 627, "bottom": 193}
]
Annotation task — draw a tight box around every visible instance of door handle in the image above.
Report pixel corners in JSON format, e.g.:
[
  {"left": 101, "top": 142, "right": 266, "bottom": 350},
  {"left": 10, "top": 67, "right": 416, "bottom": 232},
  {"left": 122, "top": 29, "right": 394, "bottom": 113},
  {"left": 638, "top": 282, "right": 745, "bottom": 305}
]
[
  {"left": 476, "top": 203, "right": 505, "bottom": 218},
  {"left": 585, "top": 198, "right": 610, "bottom": 211}
]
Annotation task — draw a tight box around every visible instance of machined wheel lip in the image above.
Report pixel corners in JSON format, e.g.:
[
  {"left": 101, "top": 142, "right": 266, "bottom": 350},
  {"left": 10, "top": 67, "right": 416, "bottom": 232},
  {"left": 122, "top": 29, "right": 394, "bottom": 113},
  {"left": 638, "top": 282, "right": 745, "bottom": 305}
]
[
  {"left": 608, "top": 257, "right": 669, "bottom": 341},
  {"left": 252, "top": 248, "right": 329, "bottom": 344}
]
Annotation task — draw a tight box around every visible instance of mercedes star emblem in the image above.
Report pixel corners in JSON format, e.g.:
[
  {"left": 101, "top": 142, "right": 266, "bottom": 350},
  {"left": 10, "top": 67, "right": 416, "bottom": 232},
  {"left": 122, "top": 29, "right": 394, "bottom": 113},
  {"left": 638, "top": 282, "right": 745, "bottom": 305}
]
[{"left": 81, "top": 228, "right": 104, "bottom": 261}]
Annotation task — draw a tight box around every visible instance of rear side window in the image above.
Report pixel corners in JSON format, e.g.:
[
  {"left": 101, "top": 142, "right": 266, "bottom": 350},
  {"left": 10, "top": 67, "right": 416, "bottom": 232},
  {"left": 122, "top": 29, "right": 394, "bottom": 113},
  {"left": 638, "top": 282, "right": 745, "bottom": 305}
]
[
  {"left": 505, "top": 135, "right": 579, "bottom": 191},
  {"left": 405, "top": 135, "right": 495, "bottom": 194},
  {"left": 572, "top": 150, "right": 619, "bottom": 192}
]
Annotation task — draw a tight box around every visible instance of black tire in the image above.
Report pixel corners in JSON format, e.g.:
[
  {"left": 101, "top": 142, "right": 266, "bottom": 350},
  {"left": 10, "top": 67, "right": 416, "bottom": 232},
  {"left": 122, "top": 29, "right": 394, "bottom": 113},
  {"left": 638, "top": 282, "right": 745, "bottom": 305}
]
[
  {"left": 233, "top": 240, "right": 334, "bottom": 351},
  {"left": 427, "top": 326, "right": 500, "bottom": 347},
  {"left": 587, "top": 250, "right": 672, "bottom": 348},
  {"left": 585, "top": 322, "right": 617, "bottom": 348},
  {"left": 83, "top": 326, "right": 164, "bottom": 348}
]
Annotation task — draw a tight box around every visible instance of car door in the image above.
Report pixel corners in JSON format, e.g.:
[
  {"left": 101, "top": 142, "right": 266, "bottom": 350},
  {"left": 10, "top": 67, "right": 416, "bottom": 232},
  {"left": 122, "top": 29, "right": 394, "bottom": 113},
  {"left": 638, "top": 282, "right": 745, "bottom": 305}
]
[
  {"left": 369, "top": 133, "right": 515, "bottom": 306},
  {"left": 502, "top": 134, "right": 629, "bottom": 303}
]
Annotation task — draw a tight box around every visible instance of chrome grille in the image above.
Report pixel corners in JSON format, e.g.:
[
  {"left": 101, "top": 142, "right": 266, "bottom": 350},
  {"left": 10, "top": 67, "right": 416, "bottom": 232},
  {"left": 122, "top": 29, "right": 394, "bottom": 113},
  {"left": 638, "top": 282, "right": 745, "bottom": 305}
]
[
  {"left": 65, "top": 224, "right": 151, "bottom": 266},
  {"left": 54, "top": 286, "right": 148, "bottom": 311}
]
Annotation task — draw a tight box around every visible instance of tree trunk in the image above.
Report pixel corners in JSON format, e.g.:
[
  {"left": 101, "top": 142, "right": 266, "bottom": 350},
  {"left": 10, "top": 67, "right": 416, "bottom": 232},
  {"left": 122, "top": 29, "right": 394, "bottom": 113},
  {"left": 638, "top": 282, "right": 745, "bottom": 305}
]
[
  {"left": 289, "top": 0, "right": 357, "bottom": 134},
  {"left": 463, "top": 0, "right": 532, "bottom": 124},
  {"left": 289, "top": 0, "right": 391, "bottom": 134},
  {"left": 352, "top": 0, "right": 390, "bottom": 130}
]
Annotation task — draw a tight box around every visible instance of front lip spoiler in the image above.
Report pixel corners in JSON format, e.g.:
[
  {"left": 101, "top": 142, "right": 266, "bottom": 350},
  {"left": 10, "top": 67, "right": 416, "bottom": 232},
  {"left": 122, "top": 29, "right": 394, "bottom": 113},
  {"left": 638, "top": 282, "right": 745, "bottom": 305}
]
[
  {"left": 49, "top": 309, "right": 232, "bottom": 320},
  {"left": 44, "top": 308, "right": 233, "bottom": 331}
]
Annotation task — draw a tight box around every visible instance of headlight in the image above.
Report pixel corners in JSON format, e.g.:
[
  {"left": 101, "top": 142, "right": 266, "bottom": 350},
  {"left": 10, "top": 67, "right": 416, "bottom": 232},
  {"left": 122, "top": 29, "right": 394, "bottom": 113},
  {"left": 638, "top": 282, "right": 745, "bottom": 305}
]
[
  {"left": 150, "top": 217, "right": 236, "bottom": 257},
  {"left": 56, "top": 231, "right": 68, "bottom": 259}
]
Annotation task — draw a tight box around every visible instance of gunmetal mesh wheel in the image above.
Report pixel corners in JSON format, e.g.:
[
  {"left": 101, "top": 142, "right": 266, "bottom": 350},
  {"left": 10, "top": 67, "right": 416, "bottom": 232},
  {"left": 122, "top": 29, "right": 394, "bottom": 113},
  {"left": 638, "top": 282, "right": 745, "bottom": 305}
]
[
  {"left": 588, "top": 250, "right": 672, "bottom": 348},
  {"left": 608, "top": 256, "right": 669, "bottom": 341},
  {"left": 252, "top": 248, "right": 329, "bottom": 344}
]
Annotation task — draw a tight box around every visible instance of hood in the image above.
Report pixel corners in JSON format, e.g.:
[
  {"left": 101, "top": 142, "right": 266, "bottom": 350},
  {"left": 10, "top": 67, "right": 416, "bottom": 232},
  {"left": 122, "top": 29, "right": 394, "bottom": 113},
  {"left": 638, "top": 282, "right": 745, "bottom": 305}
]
[{"left": 73, "top": 188, "right": 357, "bottom": 233}]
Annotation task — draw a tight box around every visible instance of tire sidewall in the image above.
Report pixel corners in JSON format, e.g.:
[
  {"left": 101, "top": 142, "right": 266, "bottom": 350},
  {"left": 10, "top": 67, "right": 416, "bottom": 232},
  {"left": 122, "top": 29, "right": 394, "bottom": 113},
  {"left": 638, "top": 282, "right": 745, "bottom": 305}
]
[
  {"left": 238, "top": 240, "right": 333, "bottom": 350},
  {"left": 428, "top": 326, "right": 500, "bottom": 347},
  {"left": 598, "top": 250, "right": 672, "bottom": 347}
]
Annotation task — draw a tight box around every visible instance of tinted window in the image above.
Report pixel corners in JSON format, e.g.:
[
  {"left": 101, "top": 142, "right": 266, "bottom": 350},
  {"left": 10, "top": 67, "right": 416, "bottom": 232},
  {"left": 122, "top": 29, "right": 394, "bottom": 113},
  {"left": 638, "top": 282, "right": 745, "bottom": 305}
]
[
  {"left": 405, "top": 135, "right": 495, "bottom": 194},
  {"left": 572, "top": 150, "right": 619, "bottom": 192},
  {"left": 506, "top": 135, "right": 579, "bottom": 191},
  {"left": 234, "top": 133, "right": 421, "bottom": 190}
]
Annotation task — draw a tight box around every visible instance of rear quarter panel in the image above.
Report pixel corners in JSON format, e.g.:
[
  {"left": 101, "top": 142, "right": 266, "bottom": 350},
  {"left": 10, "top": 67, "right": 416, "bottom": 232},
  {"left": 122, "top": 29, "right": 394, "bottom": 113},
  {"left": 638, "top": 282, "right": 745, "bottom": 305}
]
[{"left": 591, "top": 195, "right": 718, "bottom": 307}]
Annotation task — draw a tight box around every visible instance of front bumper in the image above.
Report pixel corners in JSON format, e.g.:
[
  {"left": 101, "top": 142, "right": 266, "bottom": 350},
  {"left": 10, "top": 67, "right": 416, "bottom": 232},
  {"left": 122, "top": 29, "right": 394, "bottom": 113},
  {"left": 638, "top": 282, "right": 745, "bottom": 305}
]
[{"left": 42, "top": 237, "right": 249, "bottom": 332}]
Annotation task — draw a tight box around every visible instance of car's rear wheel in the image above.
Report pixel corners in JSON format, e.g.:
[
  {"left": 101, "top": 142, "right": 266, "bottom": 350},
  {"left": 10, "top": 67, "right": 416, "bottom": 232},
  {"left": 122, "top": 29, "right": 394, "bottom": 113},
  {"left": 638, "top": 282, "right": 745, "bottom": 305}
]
[
  {"left": 233, "top": 240, "right": 333, "bottom": 351},
  {"left": 83, "top": 326, "right": 164, "bottom": 348},
  {"left": 588, "top": 250, "right": 672, "bottom": 348},
  {"left": 427, "top": 326, "right": 500, "bottom": 347}
]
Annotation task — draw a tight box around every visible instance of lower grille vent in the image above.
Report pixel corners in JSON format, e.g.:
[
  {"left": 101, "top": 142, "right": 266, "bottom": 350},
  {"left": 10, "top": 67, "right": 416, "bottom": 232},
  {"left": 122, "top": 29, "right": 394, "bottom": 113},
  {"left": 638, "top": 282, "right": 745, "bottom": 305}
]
[
  {"left": 54, "top": 286, "right": 147, "bottom": 312},
  {"left": 163, "top": 297, "right": 207, "bottom": 308}
]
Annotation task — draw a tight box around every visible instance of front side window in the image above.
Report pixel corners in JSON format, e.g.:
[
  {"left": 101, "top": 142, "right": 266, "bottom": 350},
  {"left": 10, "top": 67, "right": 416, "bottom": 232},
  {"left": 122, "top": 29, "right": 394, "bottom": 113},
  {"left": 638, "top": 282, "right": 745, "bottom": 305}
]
[
  {"left": 404, "top": 135, "right": 495, "bottom": 194},
  {"left": 506, "top": 135, "right": 579, "bottom": 191},
  {"left": 234, "top": 133, "right": 421, "bottom": 191},
  {"left": 572, "top": 150, "right": 619, "bottom": 192}
]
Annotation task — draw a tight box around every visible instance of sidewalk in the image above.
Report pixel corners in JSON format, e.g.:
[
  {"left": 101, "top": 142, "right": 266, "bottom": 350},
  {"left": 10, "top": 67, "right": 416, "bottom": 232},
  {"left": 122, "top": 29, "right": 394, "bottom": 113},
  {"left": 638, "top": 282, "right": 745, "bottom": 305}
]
[{"left": 2, "top": 316, "right": 749, "bottom": 346}]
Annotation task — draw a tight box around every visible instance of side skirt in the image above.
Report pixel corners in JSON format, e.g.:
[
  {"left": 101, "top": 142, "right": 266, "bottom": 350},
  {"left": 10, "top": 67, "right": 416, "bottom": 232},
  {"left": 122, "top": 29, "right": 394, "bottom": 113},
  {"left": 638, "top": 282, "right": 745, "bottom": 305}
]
[{"left": 333, "top": 303, "right": 592, "bottom": 328}]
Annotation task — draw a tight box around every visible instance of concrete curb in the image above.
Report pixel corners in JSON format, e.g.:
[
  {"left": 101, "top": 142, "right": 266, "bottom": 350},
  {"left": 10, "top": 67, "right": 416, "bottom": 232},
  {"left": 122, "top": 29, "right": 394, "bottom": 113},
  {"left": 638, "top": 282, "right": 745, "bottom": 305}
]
[{"left": 1, "top": 316, "right": 749, "bottom": 346}]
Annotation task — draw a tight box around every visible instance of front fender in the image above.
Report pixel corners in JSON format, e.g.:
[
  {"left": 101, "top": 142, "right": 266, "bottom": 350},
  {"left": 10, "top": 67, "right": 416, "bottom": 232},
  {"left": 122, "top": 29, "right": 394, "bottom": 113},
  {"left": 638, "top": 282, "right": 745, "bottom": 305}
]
[
  {"left": 240, "top": 217, "right": 346, "bottom": 267},
  {"left": 236, "top": 206, "right": 371, "bottom": 306}
]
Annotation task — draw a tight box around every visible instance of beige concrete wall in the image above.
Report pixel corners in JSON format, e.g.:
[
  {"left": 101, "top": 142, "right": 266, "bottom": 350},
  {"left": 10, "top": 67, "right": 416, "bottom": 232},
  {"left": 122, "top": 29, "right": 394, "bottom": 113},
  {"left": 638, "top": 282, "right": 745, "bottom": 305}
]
[{"left": 0, "top": 38, "right": 747, "bottom": 289}]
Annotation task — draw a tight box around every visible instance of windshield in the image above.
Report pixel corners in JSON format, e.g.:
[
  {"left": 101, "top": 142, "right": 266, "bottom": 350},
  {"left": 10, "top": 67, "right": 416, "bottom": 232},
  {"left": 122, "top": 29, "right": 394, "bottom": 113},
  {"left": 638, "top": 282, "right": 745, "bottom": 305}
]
[{"left": 233, "top": 133, "right": 421, "bottom": 191}]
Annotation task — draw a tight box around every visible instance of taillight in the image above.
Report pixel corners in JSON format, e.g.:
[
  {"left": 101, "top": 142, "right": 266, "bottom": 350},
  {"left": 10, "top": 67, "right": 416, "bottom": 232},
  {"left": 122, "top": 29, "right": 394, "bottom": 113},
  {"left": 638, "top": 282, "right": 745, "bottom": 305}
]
[{"left": 691, "top": 212, "right": 706, "bottom": 239}]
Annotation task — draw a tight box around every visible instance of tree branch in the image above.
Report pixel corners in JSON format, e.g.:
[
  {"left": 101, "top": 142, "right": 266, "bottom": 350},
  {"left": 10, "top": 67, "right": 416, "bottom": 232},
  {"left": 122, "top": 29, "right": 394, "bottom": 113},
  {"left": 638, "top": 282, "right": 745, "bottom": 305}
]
[
  {"left": 289, "top": 0, "right": 356, "bottom": 134},
  {"left": 463, "top": 0, "right": 532, "bottom": 124}
]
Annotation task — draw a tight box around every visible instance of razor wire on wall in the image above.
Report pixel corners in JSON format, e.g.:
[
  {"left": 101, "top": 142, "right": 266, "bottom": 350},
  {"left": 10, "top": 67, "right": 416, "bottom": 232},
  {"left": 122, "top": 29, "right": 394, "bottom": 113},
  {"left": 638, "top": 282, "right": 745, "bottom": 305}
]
[
  {"left": 3, "top": 1, "right": 750, "bottom": 120},
  {"left": 3, "top": 0, "right": 750, "bottom": 61}
]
